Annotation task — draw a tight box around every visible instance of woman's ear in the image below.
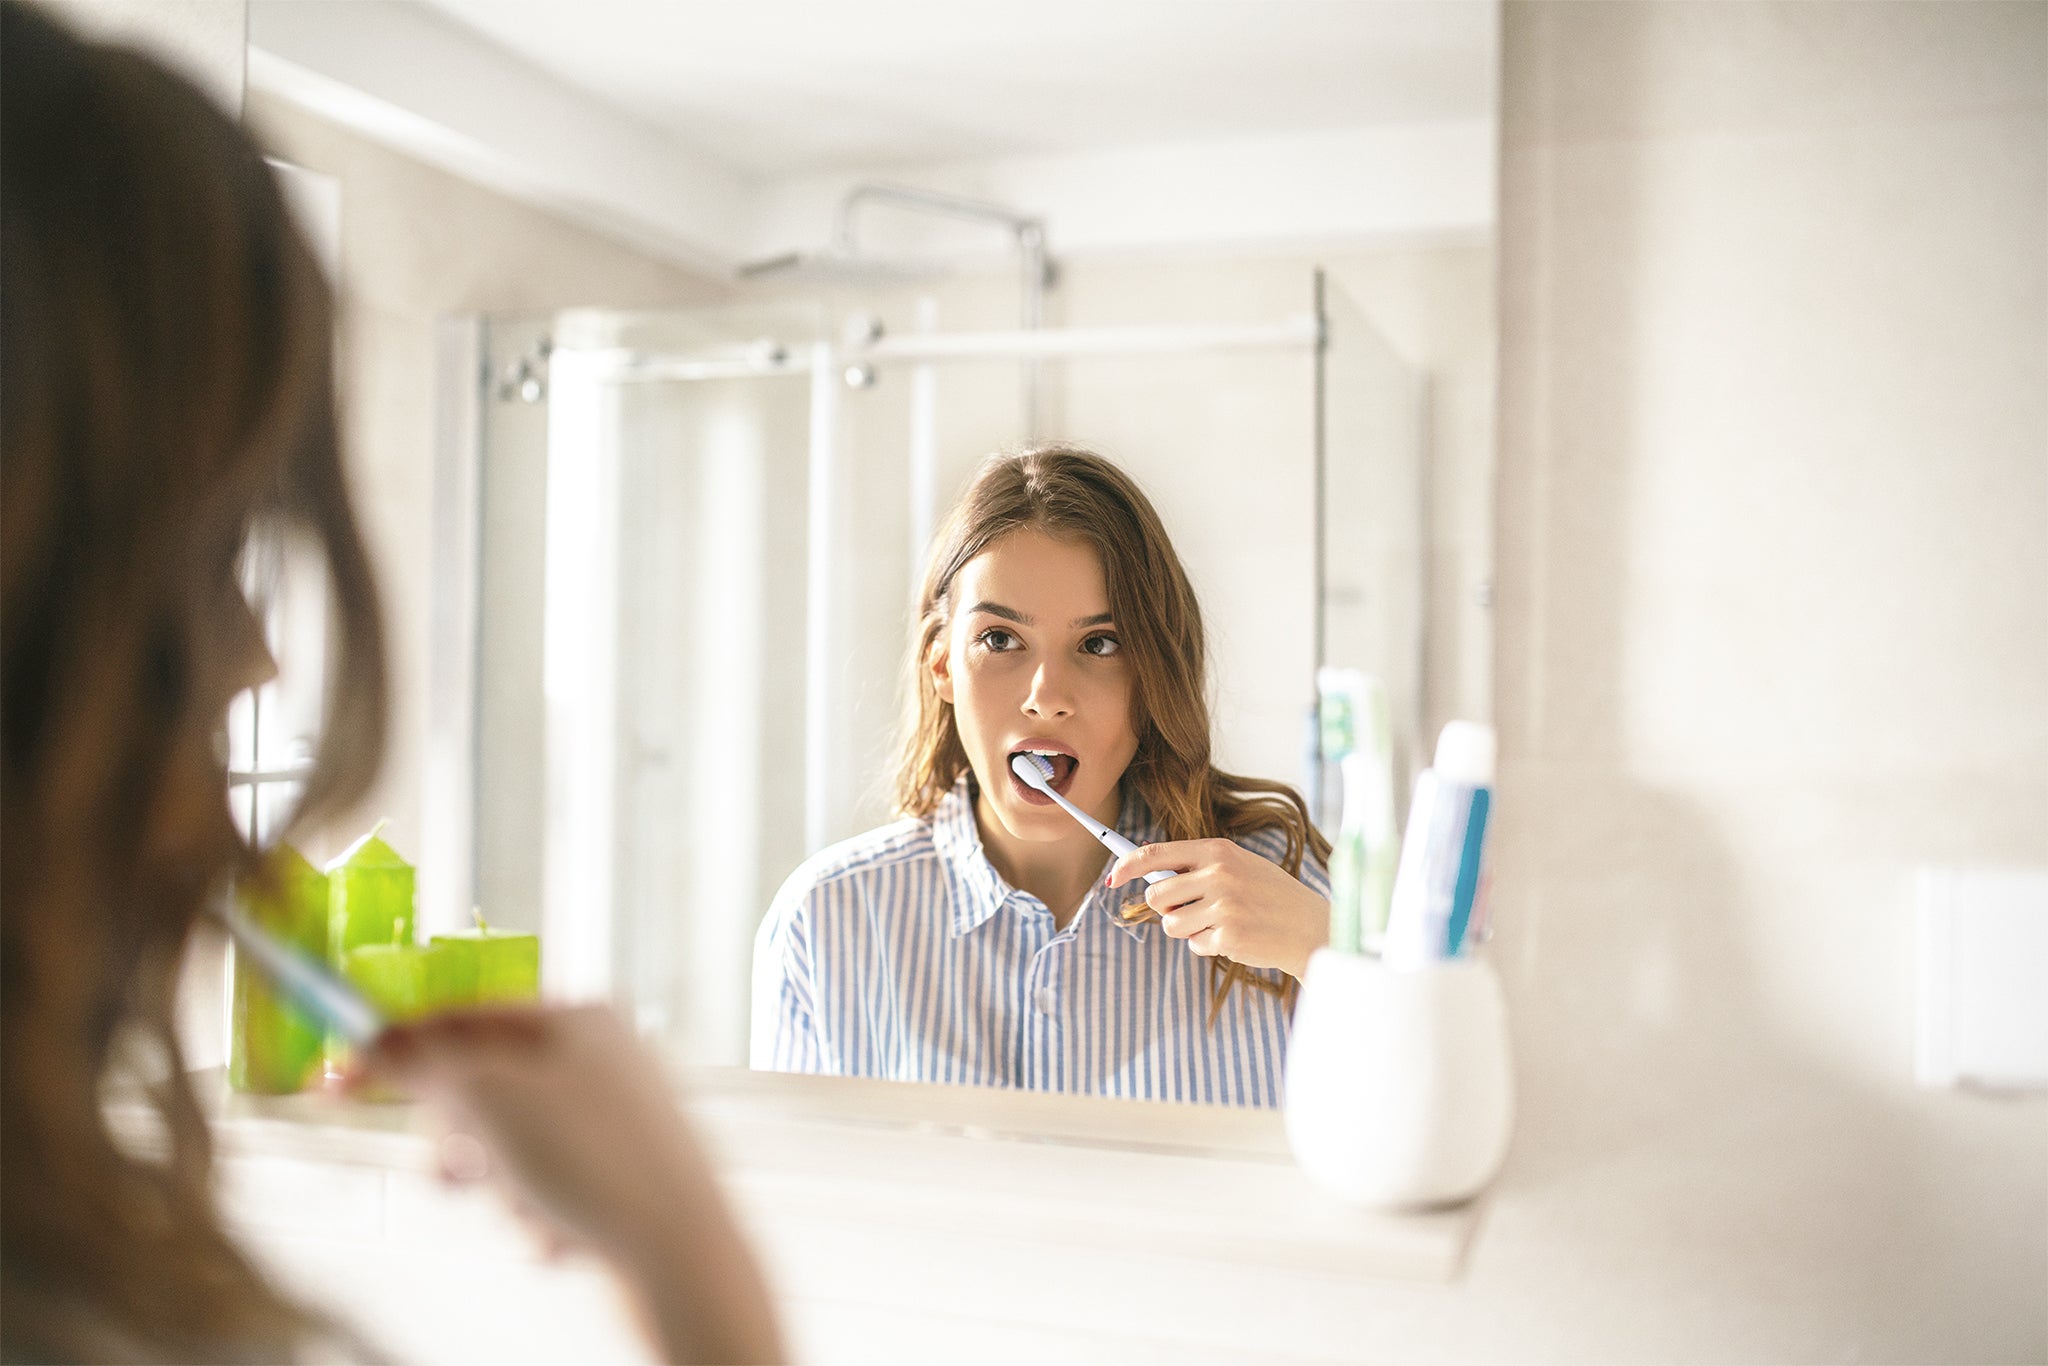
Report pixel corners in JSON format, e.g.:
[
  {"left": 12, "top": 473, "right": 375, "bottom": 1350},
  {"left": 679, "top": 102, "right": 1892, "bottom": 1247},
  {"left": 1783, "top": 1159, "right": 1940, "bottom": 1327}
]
[{"left": 926, "top": 632, "right": 955, "bottom": 705}]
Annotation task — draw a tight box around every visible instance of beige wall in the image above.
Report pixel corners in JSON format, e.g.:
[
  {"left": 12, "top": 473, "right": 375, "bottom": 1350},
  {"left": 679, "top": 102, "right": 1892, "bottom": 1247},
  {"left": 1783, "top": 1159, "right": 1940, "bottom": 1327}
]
[
  {"left": 1487, "top": 0, "right": 2046, "bottom": 1358},
  {"left": 244, "top": 94, "right": 732, "bottom": 868}
]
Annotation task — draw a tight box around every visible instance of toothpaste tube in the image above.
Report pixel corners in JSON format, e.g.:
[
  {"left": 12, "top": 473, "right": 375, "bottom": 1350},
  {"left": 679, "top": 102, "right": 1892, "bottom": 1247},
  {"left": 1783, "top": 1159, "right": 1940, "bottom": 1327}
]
[{"left": 1382, "top": 721, "right": 1495, "bottom": 967}]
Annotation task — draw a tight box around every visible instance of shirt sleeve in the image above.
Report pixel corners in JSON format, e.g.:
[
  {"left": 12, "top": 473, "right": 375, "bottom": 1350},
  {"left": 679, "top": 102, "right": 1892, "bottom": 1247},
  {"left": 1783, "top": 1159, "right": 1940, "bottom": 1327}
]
[
  {"left": 1298, "top": 844, "right": 1332, "bottom": 899},
  {"left": 749, "top": 876, "right": 825, "bottom": 1073}
]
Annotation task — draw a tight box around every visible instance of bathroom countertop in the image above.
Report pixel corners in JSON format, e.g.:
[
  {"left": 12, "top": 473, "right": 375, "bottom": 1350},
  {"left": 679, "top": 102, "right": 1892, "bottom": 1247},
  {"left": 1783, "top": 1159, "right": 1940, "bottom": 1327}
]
[
  {"left": 127, "top": 1064, "right": 1480, "bottom": 1279},
  {"left": 112, "top": 1065, "right": 1491, "bottom": 1363}
]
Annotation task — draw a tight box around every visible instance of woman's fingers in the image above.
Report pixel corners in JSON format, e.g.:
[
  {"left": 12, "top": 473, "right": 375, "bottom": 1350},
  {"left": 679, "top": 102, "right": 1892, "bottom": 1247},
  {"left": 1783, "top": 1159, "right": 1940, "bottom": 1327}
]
[
  {"left": 1158, "top": 901, "right": 1221, "bottom": 943},
  {"left": 1114, "top": 839, "right": 1326, "bottom": 977},
  {"left": 374, "top": 1006, "right": 550, "bottom": 1073},
  {"left": 436, "top": 1129, "right": 493, "bottom": 1185},
  {"left": 1107, "top": 838, "right": 1212, "bottom": 887},
  {"left": 1143, "top": 868, "right": 1209, "bottom": 916}
]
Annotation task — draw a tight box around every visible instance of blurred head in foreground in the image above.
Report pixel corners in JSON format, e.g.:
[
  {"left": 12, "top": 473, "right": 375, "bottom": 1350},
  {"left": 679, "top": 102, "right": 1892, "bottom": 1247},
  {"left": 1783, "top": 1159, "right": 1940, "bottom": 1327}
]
[{"left": 1, "top": 2, "right": 387, "bottom": 1355}]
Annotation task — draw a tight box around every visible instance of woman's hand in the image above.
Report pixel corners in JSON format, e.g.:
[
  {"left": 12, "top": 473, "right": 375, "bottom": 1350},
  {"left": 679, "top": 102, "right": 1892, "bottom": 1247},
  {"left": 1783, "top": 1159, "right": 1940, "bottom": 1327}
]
[
  {"left": 362, "top": 1006, "right": 783, "bottom": 1365},
  {"left": 1107, "top": 839, "right": 1330, "bottom": 981}
]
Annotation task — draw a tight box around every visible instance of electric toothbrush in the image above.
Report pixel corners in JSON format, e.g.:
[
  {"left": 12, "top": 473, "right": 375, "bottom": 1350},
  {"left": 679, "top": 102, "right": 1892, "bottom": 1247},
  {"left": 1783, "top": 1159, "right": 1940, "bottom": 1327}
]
[
  {"left": 1009, "top": 751, "right": 1178, "bottom": 886},
  {"left": 209, "top": 900, "right": 384, "bottom": 1045}
]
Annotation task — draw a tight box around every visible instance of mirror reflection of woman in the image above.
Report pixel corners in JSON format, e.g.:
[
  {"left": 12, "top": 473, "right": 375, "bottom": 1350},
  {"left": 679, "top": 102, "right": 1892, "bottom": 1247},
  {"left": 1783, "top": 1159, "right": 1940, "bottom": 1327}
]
[{"left": 752, "top": 447, "right": 1331, "bottom": 1107}]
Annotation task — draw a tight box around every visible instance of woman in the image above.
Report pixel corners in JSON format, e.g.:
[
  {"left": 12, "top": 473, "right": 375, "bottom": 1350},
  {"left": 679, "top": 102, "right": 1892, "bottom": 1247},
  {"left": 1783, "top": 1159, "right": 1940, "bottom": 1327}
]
[
  {"left": 752, "top": 446, "right": 1331, "bottom": 1107},
  {"left": 0, "top": 6, "right": 779, "bottom": 1360}
]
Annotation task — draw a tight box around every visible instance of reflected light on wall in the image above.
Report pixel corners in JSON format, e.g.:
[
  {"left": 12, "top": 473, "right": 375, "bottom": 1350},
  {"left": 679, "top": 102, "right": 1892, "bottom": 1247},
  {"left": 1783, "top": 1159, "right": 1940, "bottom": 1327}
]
[{"left": 539, "top": 353, "right": 620, "bottom": 1001}]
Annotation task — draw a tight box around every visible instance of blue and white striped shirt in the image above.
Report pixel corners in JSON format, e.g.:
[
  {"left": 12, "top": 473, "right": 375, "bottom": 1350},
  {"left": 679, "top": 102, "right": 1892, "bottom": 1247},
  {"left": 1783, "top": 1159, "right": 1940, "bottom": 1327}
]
[{"left": 749, "top": 775, "right": 1330, "bottom": 1107}]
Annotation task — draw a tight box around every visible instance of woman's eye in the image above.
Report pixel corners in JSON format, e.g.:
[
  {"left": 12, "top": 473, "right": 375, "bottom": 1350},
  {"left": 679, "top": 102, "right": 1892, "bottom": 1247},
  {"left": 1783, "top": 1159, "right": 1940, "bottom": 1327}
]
[
  {"left": 975, "top": 627, "right": 1020, "bottom": 652},
  {"left": 1081, "top": 633, "right": 1120, "bottom": 658}
]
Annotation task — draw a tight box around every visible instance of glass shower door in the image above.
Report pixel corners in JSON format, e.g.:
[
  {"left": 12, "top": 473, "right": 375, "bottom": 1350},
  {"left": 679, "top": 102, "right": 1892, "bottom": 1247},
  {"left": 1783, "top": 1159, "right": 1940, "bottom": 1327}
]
[{"left": 472, "top": 303, "right": 821, "bottom": 1063}]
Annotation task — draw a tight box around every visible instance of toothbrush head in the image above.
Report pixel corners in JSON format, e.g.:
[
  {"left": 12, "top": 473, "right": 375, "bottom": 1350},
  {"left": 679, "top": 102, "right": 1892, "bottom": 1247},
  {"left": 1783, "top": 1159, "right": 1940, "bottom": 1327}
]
[{"left": 1010, "top": 751, "right": 1057, "bottom": 791}]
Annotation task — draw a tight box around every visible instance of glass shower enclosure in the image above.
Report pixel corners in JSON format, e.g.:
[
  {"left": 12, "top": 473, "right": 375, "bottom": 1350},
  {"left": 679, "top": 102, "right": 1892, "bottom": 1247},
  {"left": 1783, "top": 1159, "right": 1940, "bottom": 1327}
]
[{"left": 425, "top": 273, "right": 1422, "bottom": 1065}]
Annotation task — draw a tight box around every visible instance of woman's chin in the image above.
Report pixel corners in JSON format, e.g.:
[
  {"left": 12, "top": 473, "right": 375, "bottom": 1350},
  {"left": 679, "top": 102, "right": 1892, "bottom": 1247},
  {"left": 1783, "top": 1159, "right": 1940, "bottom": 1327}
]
[{"left": 1002, "top": 787, "right": 1115, "bottom": 843}]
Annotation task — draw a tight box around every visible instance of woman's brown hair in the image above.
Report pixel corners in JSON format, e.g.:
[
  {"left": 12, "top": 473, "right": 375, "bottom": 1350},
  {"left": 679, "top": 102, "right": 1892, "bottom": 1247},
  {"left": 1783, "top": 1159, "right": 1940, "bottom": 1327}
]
[
  {"left": 1, "top": 4, "right": 387, "bottom": 1357},
  {"left": 895, "top": 445, "right": 1329, "bottom": 1016}
]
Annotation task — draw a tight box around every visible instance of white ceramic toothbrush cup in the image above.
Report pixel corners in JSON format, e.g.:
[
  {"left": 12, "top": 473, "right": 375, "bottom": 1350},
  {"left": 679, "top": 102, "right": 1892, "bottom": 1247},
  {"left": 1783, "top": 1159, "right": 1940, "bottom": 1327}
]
[{"left": 1284, "top": 948, "right": 1514, "bottom": 1208}]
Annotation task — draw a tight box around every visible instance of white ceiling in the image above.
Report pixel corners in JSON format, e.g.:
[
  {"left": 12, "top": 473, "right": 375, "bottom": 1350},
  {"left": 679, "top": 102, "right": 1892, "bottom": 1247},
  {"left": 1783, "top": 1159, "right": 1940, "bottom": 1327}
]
[{"left": 411, "top": 0, "right": 1497, "bottom": 177}]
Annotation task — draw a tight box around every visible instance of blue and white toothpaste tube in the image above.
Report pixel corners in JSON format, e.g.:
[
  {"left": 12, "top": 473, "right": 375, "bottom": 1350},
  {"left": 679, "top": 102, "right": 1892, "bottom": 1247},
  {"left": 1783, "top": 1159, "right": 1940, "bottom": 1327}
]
[{"left": 1382, "top": 721, "right": 1495, "bottom": 967}]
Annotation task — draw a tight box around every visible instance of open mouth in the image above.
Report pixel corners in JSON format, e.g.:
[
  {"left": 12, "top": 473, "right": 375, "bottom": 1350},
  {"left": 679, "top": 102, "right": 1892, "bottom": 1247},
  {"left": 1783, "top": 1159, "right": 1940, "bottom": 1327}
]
[{"left": 1008, "top": 746, "right": 1079, "bottom": 804}]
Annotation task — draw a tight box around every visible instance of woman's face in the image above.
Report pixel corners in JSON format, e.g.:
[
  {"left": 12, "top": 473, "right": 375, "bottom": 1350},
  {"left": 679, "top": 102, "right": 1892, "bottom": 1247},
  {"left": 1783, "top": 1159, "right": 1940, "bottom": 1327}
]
[
  {"left": 187, "top": 536, "right": 279, "bottom": 782},
  {"left": 929, "top": 527, "right": 1140, "bottom": 838},
  {"left": 197, "top": 526, "right": 282, "bottom": 725}
]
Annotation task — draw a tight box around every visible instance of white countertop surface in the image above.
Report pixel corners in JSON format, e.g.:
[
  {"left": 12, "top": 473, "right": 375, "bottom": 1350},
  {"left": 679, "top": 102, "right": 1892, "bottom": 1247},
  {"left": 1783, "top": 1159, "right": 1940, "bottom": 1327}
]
[{"left": 131, "top": 1064, "right": 1483, "bottom": 1284}]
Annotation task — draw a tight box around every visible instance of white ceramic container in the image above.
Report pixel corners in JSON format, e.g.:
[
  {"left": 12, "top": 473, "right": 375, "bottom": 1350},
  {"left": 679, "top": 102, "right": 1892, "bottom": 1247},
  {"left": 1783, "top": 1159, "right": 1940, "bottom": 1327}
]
[{"left": 1283, "top": 948, "right": 1513, "bottom": 1208}]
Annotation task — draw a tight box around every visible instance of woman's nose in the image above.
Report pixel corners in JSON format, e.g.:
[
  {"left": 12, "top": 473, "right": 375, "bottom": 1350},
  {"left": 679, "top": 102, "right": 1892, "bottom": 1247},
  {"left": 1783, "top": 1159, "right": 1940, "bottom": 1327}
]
[
  {"left": 1022, "top": 660, "right": 1074, "bottom": 719},
  {"left": 221, "top": 589, "right": 280, "bottom": 700}
]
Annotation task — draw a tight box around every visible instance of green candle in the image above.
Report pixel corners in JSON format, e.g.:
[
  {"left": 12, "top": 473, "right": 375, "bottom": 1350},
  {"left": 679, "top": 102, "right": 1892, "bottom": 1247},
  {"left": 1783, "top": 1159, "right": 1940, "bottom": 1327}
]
[
  {"left": 429, "top": 909, "right": 540, "bottom": 1006},
  {"left": 324, "top": 820, "right": 415, "bottom": 1073},
  {"left": 339, "top": 942, "right": 430, "bottom": 1021},
  {"left": 227, "top": 844, "right": 328, "bottom": 1094},
  {"left": 338, "top": 940, "right": 432, "bottom": 1103},
  {"left": 422, "top": 938, "right": 478, "bottom": 1011},
  {"left": 326, "top": 819, "right": 416, "bottom": 963}
]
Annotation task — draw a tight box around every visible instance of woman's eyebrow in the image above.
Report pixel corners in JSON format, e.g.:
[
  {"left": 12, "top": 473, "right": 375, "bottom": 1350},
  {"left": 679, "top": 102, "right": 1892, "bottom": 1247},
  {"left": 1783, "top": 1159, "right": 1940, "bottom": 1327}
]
[
  {"left": 965, "top": 603, "right": 1112, "bottom": 630},
  {"left": 967, "top": 600, "right": 1031, "bottom": 624}
]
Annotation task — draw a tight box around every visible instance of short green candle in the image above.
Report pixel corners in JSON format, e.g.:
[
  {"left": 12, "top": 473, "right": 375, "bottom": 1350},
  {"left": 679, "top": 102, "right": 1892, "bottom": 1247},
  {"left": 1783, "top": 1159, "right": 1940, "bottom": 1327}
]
[
  {"left": 429, "top": 909, "right": 540, "bottom": 1006},
  {"left": 421, "top": 938, "right": 478, "bottom": 1012},
  {"left": 338, "top": 941, "right": 433, "bottom": 1103},
  {"left": 227, "top": 844, "right": 328, "bottom": 1094},
  {"left": 339, "top": 942, "right": 431, "bottom": 1022}
]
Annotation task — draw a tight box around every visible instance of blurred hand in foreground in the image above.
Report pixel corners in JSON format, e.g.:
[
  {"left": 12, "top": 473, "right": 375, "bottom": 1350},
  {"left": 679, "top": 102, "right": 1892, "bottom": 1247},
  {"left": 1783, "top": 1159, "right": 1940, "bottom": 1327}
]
[{"left": 362, "top": 1005, "right": 784, "bottom": 1365}]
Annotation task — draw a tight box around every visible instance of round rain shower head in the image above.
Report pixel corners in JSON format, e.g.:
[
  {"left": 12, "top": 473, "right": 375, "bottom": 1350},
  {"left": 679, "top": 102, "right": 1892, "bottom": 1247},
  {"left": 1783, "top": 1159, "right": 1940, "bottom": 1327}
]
[{"left": 735, "top": 248, "right": 948, "bottom": 288}]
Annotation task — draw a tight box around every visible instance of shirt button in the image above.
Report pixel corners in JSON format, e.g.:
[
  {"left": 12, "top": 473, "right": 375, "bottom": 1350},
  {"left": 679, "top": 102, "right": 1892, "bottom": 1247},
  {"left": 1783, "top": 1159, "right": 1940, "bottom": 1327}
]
[{"left": 1035, "top": 986, "right": 1056, "bottom": 1015}]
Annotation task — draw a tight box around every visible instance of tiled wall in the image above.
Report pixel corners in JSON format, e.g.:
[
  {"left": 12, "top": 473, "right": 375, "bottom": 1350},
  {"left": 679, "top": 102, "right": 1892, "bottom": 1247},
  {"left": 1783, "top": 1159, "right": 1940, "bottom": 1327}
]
[
  {"left": 1492, "top": 0, "right": 2046, "bottom": 1355},
  {"left": 245, "top": 95, "right": 733, "bottom": 867}
]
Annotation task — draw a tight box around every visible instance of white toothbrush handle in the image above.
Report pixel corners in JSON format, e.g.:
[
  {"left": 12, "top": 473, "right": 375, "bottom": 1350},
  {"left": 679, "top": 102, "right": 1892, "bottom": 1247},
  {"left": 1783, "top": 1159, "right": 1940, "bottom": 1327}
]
[
  {"left": 212, "top": 902, "right": 384, "bottom": 1044},
  {"left": 1044, "top": 786, "right": 1178, "bottom": 884}
]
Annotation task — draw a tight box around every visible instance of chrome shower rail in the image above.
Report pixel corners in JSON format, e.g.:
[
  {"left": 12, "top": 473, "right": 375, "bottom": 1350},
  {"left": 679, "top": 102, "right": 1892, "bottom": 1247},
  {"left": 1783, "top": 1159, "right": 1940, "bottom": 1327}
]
[{"left": 550, "top": 317, "right": 1324, "bottom": 383}]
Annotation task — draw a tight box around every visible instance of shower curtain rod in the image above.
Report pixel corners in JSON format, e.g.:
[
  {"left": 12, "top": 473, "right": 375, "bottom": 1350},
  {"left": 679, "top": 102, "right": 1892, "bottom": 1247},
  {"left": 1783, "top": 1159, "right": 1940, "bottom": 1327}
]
[{"left": 552, "top": 316, "right": 1323, "bottom": 383}]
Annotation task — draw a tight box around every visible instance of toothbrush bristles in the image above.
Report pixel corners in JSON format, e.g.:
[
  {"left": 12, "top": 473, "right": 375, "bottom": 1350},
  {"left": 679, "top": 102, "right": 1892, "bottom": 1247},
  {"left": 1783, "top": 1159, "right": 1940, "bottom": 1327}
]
[{"left": 1010, "top": 751, "right": 1057, "bottom": 789}]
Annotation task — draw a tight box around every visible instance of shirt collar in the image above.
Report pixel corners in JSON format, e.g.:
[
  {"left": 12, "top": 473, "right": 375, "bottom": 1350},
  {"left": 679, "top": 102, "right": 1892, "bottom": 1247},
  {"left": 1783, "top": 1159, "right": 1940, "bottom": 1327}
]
[
  {"left": 929, "top": 771, "right": 1165, "bottom": 942},
  {"left": 931, "top": 774, "right": 1009, "bottom": 936}
]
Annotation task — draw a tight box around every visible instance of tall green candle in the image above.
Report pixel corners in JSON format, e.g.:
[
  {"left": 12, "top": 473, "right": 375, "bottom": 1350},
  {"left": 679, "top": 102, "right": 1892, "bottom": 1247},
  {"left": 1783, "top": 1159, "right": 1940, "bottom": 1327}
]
[
  {"left": 430, "top": 909, "right": 540, "bottom": 1006},
  {"left": 227, "top": 844, "right": 328, "bottom": 1094},
  {"left": 326, "top": 819, "right": 416, "bottom": 963},
  {"left": 324, "top": 820, "right": 414, "bottom": 1072}
]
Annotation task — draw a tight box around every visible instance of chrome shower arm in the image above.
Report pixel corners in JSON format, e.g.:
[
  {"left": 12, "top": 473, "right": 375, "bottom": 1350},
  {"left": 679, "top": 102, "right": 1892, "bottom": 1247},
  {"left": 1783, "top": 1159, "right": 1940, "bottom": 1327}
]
[
  {"left": 831, "top": 180, "right": 1053, "bottom": 435},
  {"left": 831, "top": 182, "right": 1043, "bottom": 257}
]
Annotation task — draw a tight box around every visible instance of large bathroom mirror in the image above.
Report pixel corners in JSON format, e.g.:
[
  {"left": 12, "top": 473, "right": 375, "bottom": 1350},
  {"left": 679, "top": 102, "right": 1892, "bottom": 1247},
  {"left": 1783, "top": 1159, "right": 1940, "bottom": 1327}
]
[{"left": 251, "top": 1, "right": 1498, "bottom": 1092}]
